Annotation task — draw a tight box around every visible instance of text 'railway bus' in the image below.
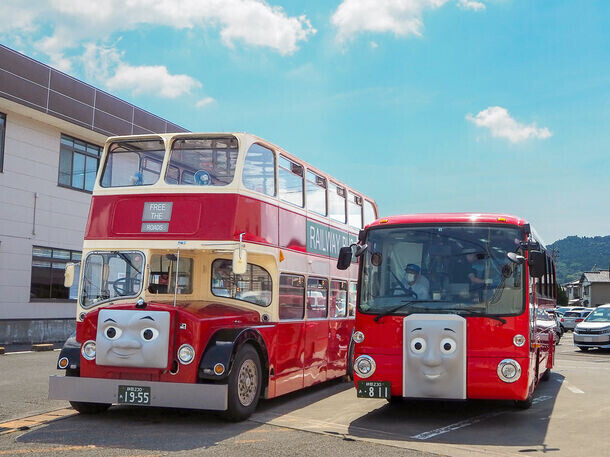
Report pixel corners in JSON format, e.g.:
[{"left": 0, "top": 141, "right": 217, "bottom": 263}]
[
  {"left": 49, "top": 133, "right": 378, "bottom": 421},
  {"left": 337, "top": 213, "right": 556, "bottom": 408}
]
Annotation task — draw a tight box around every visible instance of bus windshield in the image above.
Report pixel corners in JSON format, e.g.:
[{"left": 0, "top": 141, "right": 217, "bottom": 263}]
[
  {"left": 80, "top": 251, "right": 144, "bottom": 308},
  {"left": 101, "top": 138, "right": 165, "bottom": 187},
  {"left": 359, "top": 225, "right": 525, "bottom": 317}
]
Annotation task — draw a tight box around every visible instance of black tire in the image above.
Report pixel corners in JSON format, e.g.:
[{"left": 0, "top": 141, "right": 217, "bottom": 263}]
[
  {"left": 514, "top": 393, "right": 533, "bottom": 410},
  {"left": 578, "top": 346, "right": 589, "bottom": 352},
  {"left": 541, "top": 369, "right": 551, "bottom": 382},
  {"left": 222, "top": 344, "right": 262, "bottom": 422},
  {"left": 66, "top": 370, "right": 111, "bottom": 414},
  {"left": 386, "top": 395, "right": 402, "bottom": 406},
  {"left": 69, "top": 400, "right": 111, "bottom": 414},
  {"left": 346, "top": 339, "right": 355, "bottom": 381}
]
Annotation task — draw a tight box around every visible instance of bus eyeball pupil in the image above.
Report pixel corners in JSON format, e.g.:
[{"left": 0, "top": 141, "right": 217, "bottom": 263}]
[
  {"left": 143, "top": 329, "right": 153, "bottom": 340},
  {"left": 107, "top": 328, "right": 116, "bottom": 338},
  {"left": 415, "top": 342, "right": 422, "bottom": 350},
  {"left": 444, "top": 343, "right": 452, "bottom": 351}
]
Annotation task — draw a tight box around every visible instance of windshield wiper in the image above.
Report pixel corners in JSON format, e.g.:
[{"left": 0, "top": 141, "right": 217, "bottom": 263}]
[
  {"left": 373, "top": 300, "right": 447, "bottom": 323},
  {"left": 440, "top": 308, "right": 507, "bottom": 324}
]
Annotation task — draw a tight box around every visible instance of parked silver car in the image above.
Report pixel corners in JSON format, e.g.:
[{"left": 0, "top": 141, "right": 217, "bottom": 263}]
[
  {"left": 561, "top": 309, "right": 591, "bottom": 331},
  {"left": 573, "top": 305, "right": 610, "bottom": 351}
]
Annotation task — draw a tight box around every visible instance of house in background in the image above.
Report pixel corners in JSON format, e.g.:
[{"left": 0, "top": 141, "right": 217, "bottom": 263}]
[
  {"left": 563, "top": 280, "right": 582, "bottom": 306},
  {"left": 0, "top": 43, "right": 187, "bottom": 345},
  {"left": 580, "top": 269, "right": 610, "bottom": 308}
]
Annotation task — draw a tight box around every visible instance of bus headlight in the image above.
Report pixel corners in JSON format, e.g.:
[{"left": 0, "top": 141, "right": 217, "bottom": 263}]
[
  {"left": 178, "top": 344, "right": 195, "bottom": 365},
  {"left": 354, "top": 355, "right": 376, "bottom": 378},
  {"left": 352, "top": 331, "right": 365, "bottom": 343},
  {"left": 81, "top": 340, "right": 96, "bottom": 360},
  {"left": 497, "top": 359, "right": 521, "bottom": 383}
]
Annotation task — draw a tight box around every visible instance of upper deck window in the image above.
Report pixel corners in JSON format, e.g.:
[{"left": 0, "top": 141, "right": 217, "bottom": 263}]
[
  {"left": 101, "top": 139, "right": 165, "bottom": 188},
  {"left": 348, "top": 191, "right": 363, "bottom": 229},
  {"left": 166, "top": 136, "right": 238, "bottom": 186},
  {"left": 306, "top": 170, "right": 327, "bottom": 216},
  {"left": 363, "top": 200, "right": 377, "bottom": 226},
  {"left": 243, "top": 143, "right": 276, "bottom": 196},
  {"left": 279, "top": 156, "right": 304, "bottom": 207},
  {"left": 328, "top": 182, "right": 346, "bottom": 223}
]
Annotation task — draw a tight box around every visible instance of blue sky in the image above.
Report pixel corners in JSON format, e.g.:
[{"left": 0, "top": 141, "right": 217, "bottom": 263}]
[{"left": 2, "top": 0, "right": 608, "bottom": 243}]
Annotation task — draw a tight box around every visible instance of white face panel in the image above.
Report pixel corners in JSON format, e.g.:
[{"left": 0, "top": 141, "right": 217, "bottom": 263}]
[
  {"left": 96, "top": 310, "right": 171, "bottom": 368},
  {"left": 403, "top": 314, "right": 467, "bottom": 399}
]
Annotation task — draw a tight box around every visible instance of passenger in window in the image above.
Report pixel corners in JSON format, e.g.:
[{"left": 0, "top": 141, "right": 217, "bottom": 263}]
[
  {"left": 212, "top": 260, "right": 233, "bottom": 297},
  {"left": 403, "top": 264, "right": 430, "bottom": 300}
]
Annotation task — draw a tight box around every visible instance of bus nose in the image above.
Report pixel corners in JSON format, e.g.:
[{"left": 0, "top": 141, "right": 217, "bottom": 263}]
[
  {"left": 113, "top": 337, "right": 142, "bottom": 350},
  {"left": 423, "top": 347, "right": 442, "bottom": 367}
]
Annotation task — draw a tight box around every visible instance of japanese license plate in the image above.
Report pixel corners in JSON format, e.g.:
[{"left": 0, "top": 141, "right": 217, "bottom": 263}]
[
  {"left": 356, "top": 381, "right": 391, "bottom": 399},
  {"left": 118, "top": 385, "right": 151, "bottom": 405}
]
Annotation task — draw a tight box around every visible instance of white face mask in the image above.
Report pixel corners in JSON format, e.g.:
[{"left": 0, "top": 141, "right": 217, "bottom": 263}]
[{"left": 407, "top": 273, "right": 415, "bottom": 282}]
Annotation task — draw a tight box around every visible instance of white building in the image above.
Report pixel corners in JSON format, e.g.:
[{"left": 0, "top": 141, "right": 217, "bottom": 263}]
[{"left": 0, "top": 44, "right": 186, "bottom": 344}]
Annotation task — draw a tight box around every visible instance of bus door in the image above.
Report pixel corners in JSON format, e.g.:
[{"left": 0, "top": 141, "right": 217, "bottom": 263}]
[
  {"left": 304, "top": 277, "right": 329, "bottom": 387},
  {"left": 327, "top": 279, "right": 350, "bottom": 378},
  {"left": 274, "top": 274, "right": 306, "bottom": 396}
]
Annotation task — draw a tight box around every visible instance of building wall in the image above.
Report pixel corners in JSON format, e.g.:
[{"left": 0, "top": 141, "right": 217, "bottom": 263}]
[
  {"left": 0, "top": 100, "right": 107, "bottom": 343},
  {"left": 591, "top": 284, "right": 610, "bottom": 307}
]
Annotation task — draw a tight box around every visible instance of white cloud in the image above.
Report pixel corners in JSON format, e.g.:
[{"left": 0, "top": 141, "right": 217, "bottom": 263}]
[
  {"left": 466, "top": 106, "right": 552, "bottom": 143},
  {"left": 82, "top": 44, "right": 201, "bottom": 99},
  {"left": 370, "top": 41, "right": 379, "bottom": 48},
  {"left": 331, "top": 0, "right": 487, "bottom": 43},
  {"left": 457, "top": 0, "right": 485, "bottom": 11},
  {"left": 196, "top": 97, "right": 216, "bottom": 108}
]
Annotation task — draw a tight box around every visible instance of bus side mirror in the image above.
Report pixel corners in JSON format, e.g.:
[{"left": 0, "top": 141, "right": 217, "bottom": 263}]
[
  {"left": 64, "top": 263, "right": 75, "bottom": 288},
  {"left": 232, "top": 247, "right": 247, "bottom": 275},
  {"left": 337, "top": 247, "right": 353, "bottom": 270},
  {"left": 528, "top": 251, "right": 546, "bottom": 278}
]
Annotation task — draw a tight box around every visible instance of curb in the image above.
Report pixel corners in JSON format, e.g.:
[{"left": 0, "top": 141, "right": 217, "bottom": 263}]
[
  {"left": 0, "top": 347, "right": 4, "bottom": 355},
  {"left": 31, "top": 344, "right": 54, "bottom": 352}
]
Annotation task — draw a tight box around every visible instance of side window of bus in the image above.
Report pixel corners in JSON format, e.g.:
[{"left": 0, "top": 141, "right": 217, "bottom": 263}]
[
  {"left": 329, "top": 182, "right": 346, "bottom": 223},
  {"left": 363, "top": 200, "right": 377, "bottom": 226},
  {"left": 348, "top": 281, "right": 357, "bottom": 317},
  {"left": 307, "top": 277, "right": 328, "bottom": 319},
  {"left": 243, "top": 143, "right": 276, "bottom": 196},
  {"left": 348, "top": 192, "right": 363, "bottom": 229},
  {"left": 211, "top": 259, "right": 272, "bottom": 307},
  {"left": 330, "top": 280, "right": 347, "bottom": 318},
  {"left": 306, "top": 170, "right": 327, "bottom": 216},
  {"left": 279, "top": 156, "right": 304, "bottom": 207},
  {"left": 279, "top": 274, "right": 305, "bottom": 320},
  {"left": 148, "top": 254, "right": 193, "bottom": 294}
]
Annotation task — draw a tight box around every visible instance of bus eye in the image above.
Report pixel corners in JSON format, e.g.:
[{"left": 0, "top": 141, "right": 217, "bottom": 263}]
[
  {"left": 141, "top": 328, "right": 159, "bottom": 341},
  {"left": 410, "top": 337, "right": 426, "bottom": 354},
  {"left": 440, "top": 338, "right": 457, "bottom": 355},
  {"left": 105, "top": 326, "right": 122, "bottom": 340}
]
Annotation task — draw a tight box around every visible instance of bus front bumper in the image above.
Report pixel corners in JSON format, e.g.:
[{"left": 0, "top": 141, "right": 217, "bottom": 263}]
[{"left": 49, "top": 375, "right": 228, "bottom": 411}]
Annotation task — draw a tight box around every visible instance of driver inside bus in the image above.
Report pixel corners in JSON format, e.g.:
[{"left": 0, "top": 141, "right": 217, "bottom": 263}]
[{"left": 403, "top": 264, "right": 430, "bottom": 300}]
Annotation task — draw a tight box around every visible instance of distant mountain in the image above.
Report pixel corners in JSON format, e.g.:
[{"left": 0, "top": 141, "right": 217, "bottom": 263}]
[{"left": 548, "top": 235, "right": 610, "bottom": 284}]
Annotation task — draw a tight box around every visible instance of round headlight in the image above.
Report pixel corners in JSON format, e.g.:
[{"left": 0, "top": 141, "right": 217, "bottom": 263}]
[
  {"left": 352, "top": 331, "right": 365, "bottom": 343},
  {"left": 178, "top": 344, "right": 195, "bottom": 365},
  {"left": 81, "top": 340, "right": 96, "bottom": 360},
  {"left": 513, "top": 334, "right": 526, "bottom": 347},
  {"left": 354, "top": 355, "right": 376, "bottom": 378},
  {"left": 497, "top": 359, "right": 521, "bottom": 383}
]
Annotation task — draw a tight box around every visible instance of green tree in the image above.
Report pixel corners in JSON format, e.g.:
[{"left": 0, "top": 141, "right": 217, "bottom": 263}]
[{"left": 557, "top": 285, "right": 568, "bottom": 305}]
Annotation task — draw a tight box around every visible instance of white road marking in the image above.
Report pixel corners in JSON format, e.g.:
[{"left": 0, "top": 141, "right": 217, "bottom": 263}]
[
  {"left": 411, "top": 395, "right": 553, "bottom": 440},
  {"left": 555, "top": 378, "right": 584, "bottom": 394}
]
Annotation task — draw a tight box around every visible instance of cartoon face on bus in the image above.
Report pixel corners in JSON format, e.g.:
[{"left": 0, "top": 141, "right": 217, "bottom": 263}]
[
  {"left": 403, "top": 314, "right": 466, "bottom": 399},
  {"left": 95, "top": 310, "right": 171, "bottom": 368}
]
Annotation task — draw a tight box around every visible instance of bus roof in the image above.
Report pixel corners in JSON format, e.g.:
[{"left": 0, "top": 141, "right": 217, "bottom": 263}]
[{"left": 366, "top": 213, "right": 528, "bottom": 229}]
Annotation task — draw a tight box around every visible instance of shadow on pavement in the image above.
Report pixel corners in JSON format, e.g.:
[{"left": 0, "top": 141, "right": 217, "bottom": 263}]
[
  {"left": 347, "top": 373, "right": 563, "bottom": 448},
  {"left": 17, "top": 378, "right": 352, "bottom": 452}
]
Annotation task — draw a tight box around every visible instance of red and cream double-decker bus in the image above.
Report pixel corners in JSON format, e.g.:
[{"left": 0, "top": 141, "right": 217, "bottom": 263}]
[
  {"left": 337, "top": 213, "right": 556, "bottom": 408},
  {"left": 49, "top": 133, "right": 378, "bottom": 421}
]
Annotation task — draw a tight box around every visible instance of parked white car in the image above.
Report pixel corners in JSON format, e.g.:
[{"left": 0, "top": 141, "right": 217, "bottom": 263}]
[
  {"left": 560, "top": 309, "right": 591, "bottom": 331},
  {"left": 573, "top": 304, "right": 610, "bottom": 351}
]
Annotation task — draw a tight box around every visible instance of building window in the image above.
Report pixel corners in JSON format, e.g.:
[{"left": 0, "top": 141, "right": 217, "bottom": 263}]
[
  {"left": 30, "top": 246, "right": 81, "bottom": 300},
  {"left": 0, "top": 112, "right": 6, "bottom": 172},
  {"left": 58, "top": 134, "right": 102, "bottom": 192}
]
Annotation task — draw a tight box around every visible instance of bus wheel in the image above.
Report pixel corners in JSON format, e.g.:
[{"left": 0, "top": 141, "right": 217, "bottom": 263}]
[
  {"left": 66, "top": 370, "right": 111, "bottom": 414},
  {"left": 514, "top": 394, "right": 533, "bottom": 410},
  {"left": 222, "top": 344, "right": 262, "bottom": 422}
]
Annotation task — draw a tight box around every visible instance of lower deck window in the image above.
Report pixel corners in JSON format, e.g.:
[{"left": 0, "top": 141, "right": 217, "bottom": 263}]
[
  {"left": 307, "top": 278, "right": 328, "bottom": 319},
  {"left": 279, "top": 274, "right": 305, "bottom": 320},
  {"left": 148, "top": 254, "right": 193, "bottom": 294},
  {"left": 212, "top": 259, "right": 272, "bottom": 307}
]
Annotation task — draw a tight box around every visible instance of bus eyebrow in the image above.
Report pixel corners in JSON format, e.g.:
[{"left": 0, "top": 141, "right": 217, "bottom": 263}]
[
  {"left": 411, "top": 327, "right": 422, "bottom": 332},
  {"left": 104, "top": 318, "right": 117, "bottom": 323},
  {"left": 444, "top": 328, "right": 456, "bottom": 332},
  {"left": 140, "top": 316, "right": 155, "bottom": 321}
]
